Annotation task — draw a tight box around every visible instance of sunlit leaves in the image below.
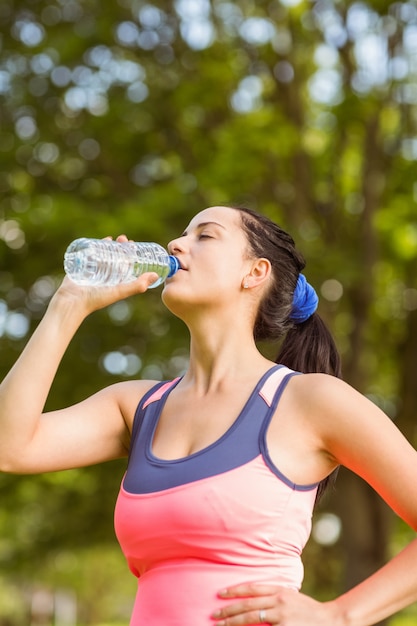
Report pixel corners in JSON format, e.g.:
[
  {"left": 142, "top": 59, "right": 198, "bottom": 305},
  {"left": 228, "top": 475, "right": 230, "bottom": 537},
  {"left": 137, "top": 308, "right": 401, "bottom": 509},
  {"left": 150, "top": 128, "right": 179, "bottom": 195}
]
[{"left": 2, "top": 1, "right": 417, "bottom": 621}]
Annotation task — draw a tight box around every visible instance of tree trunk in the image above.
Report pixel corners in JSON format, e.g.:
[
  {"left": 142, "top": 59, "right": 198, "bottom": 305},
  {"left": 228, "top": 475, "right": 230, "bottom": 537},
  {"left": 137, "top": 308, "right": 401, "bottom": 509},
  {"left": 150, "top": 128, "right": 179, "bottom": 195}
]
[{"left": 396, "top": 263, "right": 417, "bottom": 445}]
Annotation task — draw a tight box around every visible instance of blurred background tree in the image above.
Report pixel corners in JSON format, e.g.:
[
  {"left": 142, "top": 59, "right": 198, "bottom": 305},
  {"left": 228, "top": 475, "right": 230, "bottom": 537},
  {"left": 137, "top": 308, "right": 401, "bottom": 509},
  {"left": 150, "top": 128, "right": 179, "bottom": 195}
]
[{"left": 1, "top": 0, "right": 417, "bottom": 624}]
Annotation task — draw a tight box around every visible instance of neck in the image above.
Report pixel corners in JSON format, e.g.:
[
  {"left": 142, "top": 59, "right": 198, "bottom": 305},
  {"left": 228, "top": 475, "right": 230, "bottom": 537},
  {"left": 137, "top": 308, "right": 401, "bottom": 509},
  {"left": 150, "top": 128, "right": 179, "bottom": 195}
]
[{"left": 182, "top": 317, "right": 272, "bottom": 393}]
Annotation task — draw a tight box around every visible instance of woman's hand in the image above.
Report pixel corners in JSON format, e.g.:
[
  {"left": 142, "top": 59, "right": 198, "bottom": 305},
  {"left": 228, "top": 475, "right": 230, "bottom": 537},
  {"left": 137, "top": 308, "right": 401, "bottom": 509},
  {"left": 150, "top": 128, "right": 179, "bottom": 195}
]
[
  {"left": 211, "top": 583, "right": 344, "bottom": 626},
  {"left": 53, "top": 234, "right": 159, "bottom": 317},
  {"left": 55, "top": 271, "right": 159, "bottom": 315}
]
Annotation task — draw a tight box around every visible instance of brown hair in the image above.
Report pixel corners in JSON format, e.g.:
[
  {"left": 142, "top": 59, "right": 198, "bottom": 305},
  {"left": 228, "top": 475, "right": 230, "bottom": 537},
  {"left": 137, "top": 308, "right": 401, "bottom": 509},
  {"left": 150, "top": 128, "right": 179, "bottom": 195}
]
[{"left": 233, "top": 206, "right": 341, "bottom": 502}]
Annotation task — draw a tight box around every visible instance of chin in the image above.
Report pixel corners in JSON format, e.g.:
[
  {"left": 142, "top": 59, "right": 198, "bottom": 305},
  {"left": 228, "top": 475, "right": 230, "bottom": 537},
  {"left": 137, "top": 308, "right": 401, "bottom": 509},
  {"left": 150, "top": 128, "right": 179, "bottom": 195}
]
[
  {"left": 161, "top": 284, "right": 210, "bottom": 318},
  {"left": 161, "top": 283, "right": 187, "bottom": 314}
]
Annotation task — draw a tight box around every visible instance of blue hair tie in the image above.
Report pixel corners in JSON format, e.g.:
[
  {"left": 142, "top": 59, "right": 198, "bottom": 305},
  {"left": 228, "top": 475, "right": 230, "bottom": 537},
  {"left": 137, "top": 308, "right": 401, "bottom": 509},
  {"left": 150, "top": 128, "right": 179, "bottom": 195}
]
[{"left": 290, "top": 274, "right": 318, "bottom": 323}]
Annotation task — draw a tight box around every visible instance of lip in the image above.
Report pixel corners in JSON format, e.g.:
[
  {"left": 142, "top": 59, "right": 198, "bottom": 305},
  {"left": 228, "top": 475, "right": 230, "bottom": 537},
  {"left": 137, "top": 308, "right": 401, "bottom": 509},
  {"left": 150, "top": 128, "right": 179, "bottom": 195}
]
[{"left": 175, "top": 258, "right": 187, "bottom": 270}]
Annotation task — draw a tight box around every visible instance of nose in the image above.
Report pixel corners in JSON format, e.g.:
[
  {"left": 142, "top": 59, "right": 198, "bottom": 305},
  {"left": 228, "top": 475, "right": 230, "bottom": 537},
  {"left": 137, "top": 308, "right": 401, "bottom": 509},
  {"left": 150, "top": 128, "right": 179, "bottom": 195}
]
[{"left": 167, "top": 236, "right": 186, "bottom": 255}]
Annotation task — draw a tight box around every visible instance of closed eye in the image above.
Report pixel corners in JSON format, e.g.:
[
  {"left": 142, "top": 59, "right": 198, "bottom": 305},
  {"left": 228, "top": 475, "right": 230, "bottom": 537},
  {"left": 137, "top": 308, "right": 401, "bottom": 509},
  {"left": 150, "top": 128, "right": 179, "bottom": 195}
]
[{"left": 199, "top": 233, "right": 213, "bottom": 240}]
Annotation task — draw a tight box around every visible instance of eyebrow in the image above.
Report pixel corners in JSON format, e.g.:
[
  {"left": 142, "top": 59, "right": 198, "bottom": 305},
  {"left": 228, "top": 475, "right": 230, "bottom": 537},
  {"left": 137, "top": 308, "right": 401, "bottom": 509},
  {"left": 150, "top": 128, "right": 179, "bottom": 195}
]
[{"left": 181, "top": 221, "right": 227, "bottom": 237}]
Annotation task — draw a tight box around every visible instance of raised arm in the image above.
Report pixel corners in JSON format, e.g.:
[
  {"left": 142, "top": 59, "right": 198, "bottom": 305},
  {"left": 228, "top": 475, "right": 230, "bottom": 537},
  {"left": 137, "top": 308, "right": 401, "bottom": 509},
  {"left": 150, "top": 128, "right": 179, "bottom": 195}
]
[{"left": 0, "top": 270, "right": 159, "bottom": 475}]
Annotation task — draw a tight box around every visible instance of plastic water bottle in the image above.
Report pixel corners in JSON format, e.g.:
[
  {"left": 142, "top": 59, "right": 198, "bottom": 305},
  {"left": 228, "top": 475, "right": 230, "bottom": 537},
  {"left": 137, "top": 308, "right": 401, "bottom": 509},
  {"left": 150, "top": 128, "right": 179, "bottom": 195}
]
[{"left": 63, "top": 238, "right": 180, "bottom": 288}]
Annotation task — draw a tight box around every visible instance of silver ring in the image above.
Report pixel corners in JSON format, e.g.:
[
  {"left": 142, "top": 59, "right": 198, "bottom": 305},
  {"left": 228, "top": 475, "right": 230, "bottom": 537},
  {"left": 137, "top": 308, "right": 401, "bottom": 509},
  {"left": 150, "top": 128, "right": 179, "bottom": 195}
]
[{"left": 259, "top": 608, "right": 267, "bottom": 623}]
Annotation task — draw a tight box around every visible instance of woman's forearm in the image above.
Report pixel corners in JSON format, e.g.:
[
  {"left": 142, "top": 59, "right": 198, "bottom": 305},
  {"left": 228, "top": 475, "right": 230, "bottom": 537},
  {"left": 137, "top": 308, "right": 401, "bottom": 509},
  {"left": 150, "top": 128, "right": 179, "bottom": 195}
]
[{"left": 332, "top": 535, "right": 417, "bottom": 626}]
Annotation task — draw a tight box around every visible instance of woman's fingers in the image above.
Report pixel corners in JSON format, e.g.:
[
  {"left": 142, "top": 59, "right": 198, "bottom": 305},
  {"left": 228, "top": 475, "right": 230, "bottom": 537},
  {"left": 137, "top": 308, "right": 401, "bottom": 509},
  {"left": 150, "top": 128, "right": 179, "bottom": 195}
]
[
  {"left": 212, "top": 586, "right": 337, "bottom": 626},
  {"left": 218, "top": 584, "right": 280, "bottom": 598},
  {"left": 212, "top": 585, "right": 282, "bottom": 625}
]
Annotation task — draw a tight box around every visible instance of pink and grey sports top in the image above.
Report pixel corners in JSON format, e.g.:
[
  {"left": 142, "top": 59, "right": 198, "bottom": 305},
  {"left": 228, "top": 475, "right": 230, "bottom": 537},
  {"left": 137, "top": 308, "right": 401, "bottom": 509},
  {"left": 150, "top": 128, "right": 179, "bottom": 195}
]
[{"left": 114, "top": 365, "right": 319, "bottom": 626}]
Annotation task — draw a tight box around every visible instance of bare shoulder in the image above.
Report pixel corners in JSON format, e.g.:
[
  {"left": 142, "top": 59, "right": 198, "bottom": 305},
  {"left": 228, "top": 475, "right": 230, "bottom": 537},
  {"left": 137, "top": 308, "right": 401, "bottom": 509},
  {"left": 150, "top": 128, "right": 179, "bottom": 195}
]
[
  {"left": 287, "top": 373, "right": 417, "bottom": 521},
  {"left": 104, "top": 378, "right": 162, "bottom": 431},
  {"left": 282, "top": 371, "right": 397, "bottom": 463},
  {"left": 291, "top": 373, "right": 360, "bottom": 413},
  {"left": 287, "top": 372, "right": 394, "bottom": 449}
]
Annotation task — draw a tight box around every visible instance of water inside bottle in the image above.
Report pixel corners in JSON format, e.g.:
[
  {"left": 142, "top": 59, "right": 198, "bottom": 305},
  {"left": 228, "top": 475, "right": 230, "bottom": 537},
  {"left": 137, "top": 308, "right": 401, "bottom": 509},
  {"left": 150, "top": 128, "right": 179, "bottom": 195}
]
[
  {"left": 65, "top": 244, "right": 133, "bottom": 285},
  {"left": 64, "top": 239, "right": 178, "bottom": 287}
]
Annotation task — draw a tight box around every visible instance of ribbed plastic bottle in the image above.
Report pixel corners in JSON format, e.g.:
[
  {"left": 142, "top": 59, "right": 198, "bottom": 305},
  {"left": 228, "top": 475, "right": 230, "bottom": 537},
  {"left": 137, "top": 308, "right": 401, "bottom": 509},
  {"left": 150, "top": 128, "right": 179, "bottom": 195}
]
[{"left": 64, "top": 238, "right": 180, "bottom": 288}]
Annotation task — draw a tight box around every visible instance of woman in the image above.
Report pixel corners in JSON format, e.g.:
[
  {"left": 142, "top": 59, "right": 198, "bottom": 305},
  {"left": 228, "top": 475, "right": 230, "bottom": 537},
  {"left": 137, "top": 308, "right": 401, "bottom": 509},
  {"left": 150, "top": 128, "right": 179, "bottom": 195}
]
[{"left": 1, "top": 205, "right": 417, "bottom": 626}]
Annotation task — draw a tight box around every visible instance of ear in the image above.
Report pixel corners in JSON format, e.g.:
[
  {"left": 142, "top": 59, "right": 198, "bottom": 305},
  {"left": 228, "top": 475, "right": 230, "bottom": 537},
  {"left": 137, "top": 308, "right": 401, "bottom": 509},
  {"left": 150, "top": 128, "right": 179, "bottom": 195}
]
[{"left": 242, "top": 258, "right": 271, "bottom": 289}]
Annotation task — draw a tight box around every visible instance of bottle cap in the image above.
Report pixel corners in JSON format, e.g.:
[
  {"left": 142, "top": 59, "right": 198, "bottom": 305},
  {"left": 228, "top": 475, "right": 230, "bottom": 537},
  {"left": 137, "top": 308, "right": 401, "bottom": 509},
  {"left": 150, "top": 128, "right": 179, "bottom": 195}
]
[{"left": 168, "top": 256, "right": 180, "bottom": 277}]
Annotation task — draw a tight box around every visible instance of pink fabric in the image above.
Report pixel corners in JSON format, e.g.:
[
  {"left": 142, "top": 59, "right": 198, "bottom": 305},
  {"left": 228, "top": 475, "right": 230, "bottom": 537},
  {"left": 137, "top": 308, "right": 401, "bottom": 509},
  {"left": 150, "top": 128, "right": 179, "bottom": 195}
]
[
  {"left": 258, "top": 367, "right": 292, "bottom": 406},
  {"left": 142, "top": 378, "right": 180, "bottom": 409},
  {"left": 114, "top": 455, "right": 317, "bottom": 625}
]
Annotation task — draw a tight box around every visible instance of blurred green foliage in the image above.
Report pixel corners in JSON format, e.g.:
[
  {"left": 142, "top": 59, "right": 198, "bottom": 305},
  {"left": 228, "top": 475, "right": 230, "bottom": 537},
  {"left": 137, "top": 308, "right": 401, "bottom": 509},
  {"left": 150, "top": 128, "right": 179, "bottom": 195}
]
[{"left": 1, "top": 0, "right": 417, "bottom": 623}]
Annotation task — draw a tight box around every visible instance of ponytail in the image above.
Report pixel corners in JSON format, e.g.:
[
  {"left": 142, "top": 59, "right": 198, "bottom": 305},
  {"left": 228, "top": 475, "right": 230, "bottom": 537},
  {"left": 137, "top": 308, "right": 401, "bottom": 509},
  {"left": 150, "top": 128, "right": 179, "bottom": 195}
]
[{"left": 276, "top": 312, "right": 342, "bottom": 379}]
